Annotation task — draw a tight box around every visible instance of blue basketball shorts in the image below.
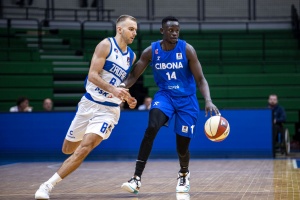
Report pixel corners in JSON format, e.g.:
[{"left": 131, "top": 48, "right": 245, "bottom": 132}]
[{"left": 151, "top": 91, "right": 200, "bottom": 138}]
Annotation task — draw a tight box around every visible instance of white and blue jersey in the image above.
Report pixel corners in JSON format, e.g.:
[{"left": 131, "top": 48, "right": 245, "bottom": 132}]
[
  {"left": 150, "top": 39, "right": 199, "bottom": 138},
  {"left": 65, "top": 37, "right": 135, "bottom": 142},
  {"left": 84, "top": 37, "right": 134, "bottom": 106}
]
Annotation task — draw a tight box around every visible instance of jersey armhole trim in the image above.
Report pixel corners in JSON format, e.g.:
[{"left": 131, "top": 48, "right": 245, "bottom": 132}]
[
  {"left": 106, "top": 38, "right": 113, "bottom": 59},
  {"left": 128, "top": 47, "right": 134, "bottom": 66}
]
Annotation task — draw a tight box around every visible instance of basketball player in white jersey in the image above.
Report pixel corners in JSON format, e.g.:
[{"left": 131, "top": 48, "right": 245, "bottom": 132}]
[{"left": 35, "top": 15, "right": 138, "bottom": 199}]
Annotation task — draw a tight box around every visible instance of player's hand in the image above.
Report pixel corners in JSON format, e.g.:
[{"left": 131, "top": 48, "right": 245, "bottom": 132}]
[
  {"left": 111, "top": 87, "right": 130, "bottom": 101},
  {"left": 126, "top": 96, "right": 137, "bottom": 109},
  {"left": 205, "top": 101, "right": 220, "bottom": 117}
]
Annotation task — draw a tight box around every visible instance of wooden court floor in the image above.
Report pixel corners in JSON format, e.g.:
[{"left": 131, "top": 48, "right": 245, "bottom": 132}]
[{"left": 0, "top": 159, "right": 299, "bottom": 200}]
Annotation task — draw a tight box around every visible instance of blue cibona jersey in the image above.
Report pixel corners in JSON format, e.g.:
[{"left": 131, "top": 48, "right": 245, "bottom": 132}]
[{"left": 150, "top": 39, "right": 196, "bottom": 97}]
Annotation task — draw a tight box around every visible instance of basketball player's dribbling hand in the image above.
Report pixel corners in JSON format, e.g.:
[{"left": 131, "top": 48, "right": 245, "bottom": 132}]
[
  {"left": 126, "top": 96, "right": 137, "bottom": 109},
  {"left": 205, "top": 101, "right": 220, "bottom": 117}
]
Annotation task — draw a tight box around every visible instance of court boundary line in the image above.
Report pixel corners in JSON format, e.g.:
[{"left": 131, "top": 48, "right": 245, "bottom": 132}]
[{"left": 292, "top": 159, "right": 298, "bottom": 169}]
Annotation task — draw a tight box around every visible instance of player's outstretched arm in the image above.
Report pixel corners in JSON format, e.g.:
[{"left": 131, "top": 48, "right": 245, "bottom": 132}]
[
  {"left": 186, "top": 43, "right": 220, "bottom": 116},
  {"left": 122, "top": 46, "right": 152, "bottom": 88},
  {"left": 88, "top": 39, "right": 130, "bottom": 100}
]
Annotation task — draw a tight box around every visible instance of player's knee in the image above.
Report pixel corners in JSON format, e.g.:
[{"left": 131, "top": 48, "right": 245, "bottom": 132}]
[
  {"left": 73, "top": 145, "right": 92, "bottom": 160},
  {"left": 62, "top": 146, "right": 75, "bottom": 155},
  {"left": 62, "top": 141, "right": 79, "bottom": 155}
]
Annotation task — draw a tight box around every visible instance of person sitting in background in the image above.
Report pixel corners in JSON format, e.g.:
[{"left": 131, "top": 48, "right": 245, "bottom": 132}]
[
  {"left": 43, "top": 98, "right": 53, "bottom": 112},
  {"left": 9, "top": 96, "right": 32, "bottom": 112},
  {"left": 268, "top": 94, "right": 287, "bottom": 153},
  {"left": 138, "top": 96, "right": 152, "bottom": 110}
]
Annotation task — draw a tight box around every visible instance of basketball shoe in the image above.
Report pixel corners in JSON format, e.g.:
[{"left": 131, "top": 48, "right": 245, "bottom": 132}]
[
  {"left": 35, "top": 182, "right": 53, "bottom": 199},
  {"left": 176, "top": 171, "right": 190, "bottom": 193},
  {"left": 176, "top": 193, "right": 190, "bottom": 200},
  {"left": 121, "top": 176, "right": 141, "bottom": 194}
]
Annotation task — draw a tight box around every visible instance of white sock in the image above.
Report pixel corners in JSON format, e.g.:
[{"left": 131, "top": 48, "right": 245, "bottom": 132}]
[{"left": 46, "top": 173, "right": 62, "bottom": 186}]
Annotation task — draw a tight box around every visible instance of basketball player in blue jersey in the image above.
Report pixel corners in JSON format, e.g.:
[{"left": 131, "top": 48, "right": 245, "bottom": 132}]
[
  {"left": 121, "top": 16, "right": 219, "bottom": 195},
  {"left": 35, "top": 15, "right": 138, "bottom": 199}
]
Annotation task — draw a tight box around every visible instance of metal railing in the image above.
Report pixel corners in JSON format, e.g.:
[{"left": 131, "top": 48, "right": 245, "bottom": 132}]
[
  {"left": 1, "top": 19, "right": 299, "bottom": 63},
  {"left": 1, "top": 6, "right": 114, "bottom": 21},
  {"left": 1, "top": 0, "right": 298, "bottom": 21}
]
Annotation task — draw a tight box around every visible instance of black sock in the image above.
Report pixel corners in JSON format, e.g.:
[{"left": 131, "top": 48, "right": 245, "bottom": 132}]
[
  {"left": 135, "top": 160, "right": 146, "bottom": 178},
  {"left": 176, "top": 134, "right": 191, "bottom": 174},
  {"left": 180, "top": 166, "right": 189, "bottom": 174}
]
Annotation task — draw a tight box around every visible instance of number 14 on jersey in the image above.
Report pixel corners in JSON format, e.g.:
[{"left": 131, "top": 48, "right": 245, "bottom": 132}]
[{"left": 166, "top": 71, "right": 177, "bottom": 80}]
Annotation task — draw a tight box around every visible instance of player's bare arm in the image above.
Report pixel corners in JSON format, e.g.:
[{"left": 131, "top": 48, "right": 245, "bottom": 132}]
[
  {"left": 186, "top": 43, "right": 219, "bottom": 116},
  {"left": 88, "top": 39, "right": 131, "bottom": 100},
  {"left": 122, "top": 46, "right": 152, "bottom": 88}
]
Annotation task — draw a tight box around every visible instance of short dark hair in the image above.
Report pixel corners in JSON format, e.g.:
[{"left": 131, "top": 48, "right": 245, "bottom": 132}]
[
  {"left": 116, "top": 15, "right": 137, "bottom": 25},
  {"left": 16, "top": 96, "right": 28, "bottom": 106},
  {"left": 162, "top": 16, "right": 179, "bottom": 26}
]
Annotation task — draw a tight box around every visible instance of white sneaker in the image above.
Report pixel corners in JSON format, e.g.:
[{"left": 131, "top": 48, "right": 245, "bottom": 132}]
[
  {"left": 176, "top": 193, "right": 190, "bottom": 200},
  {"left": 35, "top": 182, "right": 53, "bottom": 199},
  {"left": 121, "top": 176, "right": 141, "bottom": 194},
  {"left": 176, "top": 171, "right": 190, "bottom": 193}
]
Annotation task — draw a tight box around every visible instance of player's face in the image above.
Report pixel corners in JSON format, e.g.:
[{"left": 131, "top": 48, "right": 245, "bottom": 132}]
[
  {"left": 119, "top": 19, "right": 137, "bottom": 45},
  {"left": 161, "top": 21, "right": 180, "bottom": 44}
]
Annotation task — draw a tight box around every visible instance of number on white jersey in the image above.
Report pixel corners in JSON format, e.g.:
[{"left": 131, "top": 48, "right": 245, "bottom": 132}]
[{"left": 109, "top": 77, "right": 117, "bottom": 85}]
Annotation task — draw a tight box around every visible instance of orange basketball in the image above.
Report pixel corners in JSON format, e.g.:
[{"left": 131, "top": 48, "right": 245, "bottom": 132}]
[{"left": 204, "top": 115, "right": 230, "bottom": 142}]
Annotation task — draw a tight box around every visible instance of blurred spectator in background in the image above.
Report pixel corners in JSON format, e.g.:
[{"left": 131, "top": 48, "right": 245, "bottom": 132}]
[
  {"left": 268, "top": 94, "right": 286, "bottom": 127},
  {"left": 43, "top": 98, "right": 53, "bottom": 112},
  {"left": 138, "top": 96, "right": 152, "bottom": 111},
  {"left": 268, "top": 94, "right": 286, "bottom": 152},
  {"left": 9, "top": 96, "right": 32, "bottom": 112}
]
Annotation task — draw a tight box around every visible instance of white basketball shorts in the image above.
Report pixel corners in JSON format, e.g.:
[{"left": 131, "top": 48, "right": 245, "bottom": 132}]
[{"left": 65, "top": 96, "right": 120, "bottom": 142}]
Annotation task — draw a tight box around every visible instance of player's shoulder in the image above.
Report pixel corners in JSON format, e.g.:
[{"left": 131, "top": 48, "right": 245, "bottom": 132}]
[
  {"left": 148, "top": 40, "right": 163, "bottom": 52},
  {"left": 183, "top": 40, "right": 193, "bottom": 49},
  {"left": 141, "top": 45, "right": 152, "bottom": 58},
  {"left": 94, "top": 38, "right": 111, "bottom": 55},
  {"left": 176, "top": 39, "right": 192, "bottom": 51},
  {"left": 97, "top": 38, "right": 111, "bottom": 48},
  {"left": 184, "top": 41, "right": 196, "bottom": 55}
]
